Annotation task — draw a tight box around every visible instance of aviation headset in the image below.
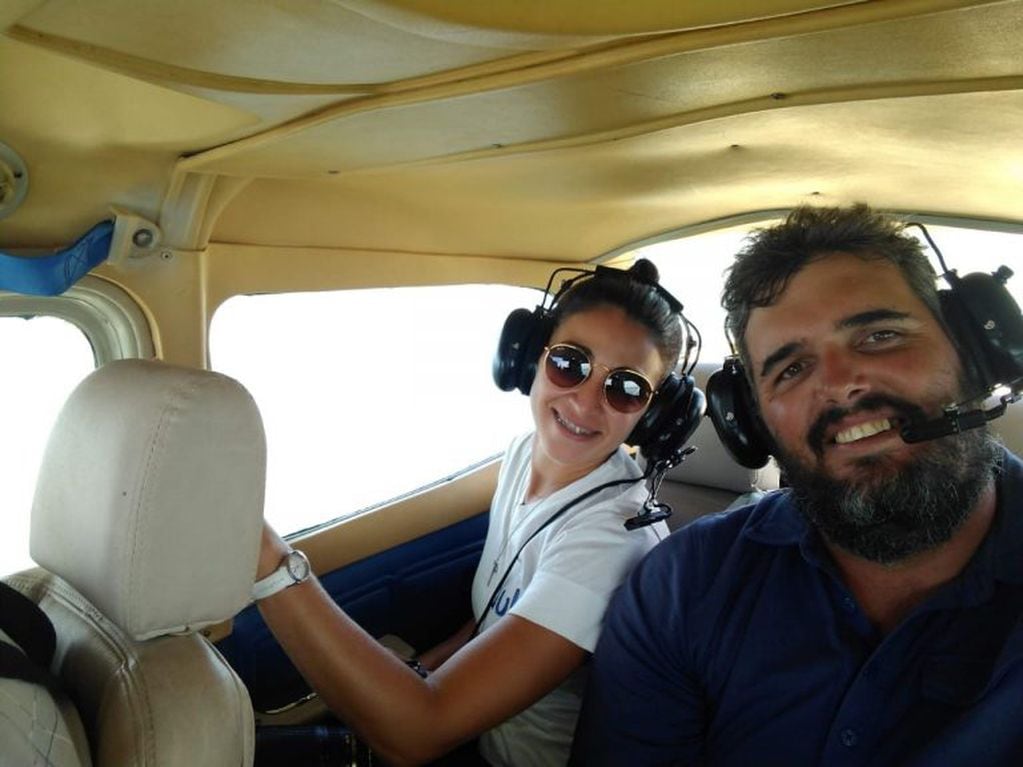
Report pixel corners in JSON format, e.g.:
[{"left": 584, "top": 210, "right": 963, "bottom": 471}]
[
  {"left": 706, "top": 222, "right": 1023, "bottom": 469},
  {"left": 492, "top": 264, "right": 706, "bottom": 467}
]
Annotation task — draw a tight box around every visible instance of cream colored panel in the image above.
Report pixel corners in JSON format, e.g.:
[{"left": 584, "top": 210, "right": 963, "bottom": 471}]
[
  {"left": 5, "top": 0, "right": 1022, "bottom": 258},
  {"left": 200, "top": 244, "right": 567, "bottom": 312},
  {"left": 4, "top": 25, "right": 364, "bottom": 124},
  {"left": 94, "top": 251, "right": 207, "bottom": 367},
  {"left": 340, "top": 0, "right": 865, "bottom": 39},
  {"left": 0, "top": 0, "right": 45, "bottom": 27},
  {"left": 211, "top": 91, "right": 1023, "bottom": 260},
  {"left": 0, "top": 37, "right": 256, "bottom": 245},
  {"left": 184, "top": 1, "right": 1023, "bottom": 178},
  {"left": 19, "top": 0, "right": 518, "bottom": 84},
  {"left": 1, "top": 39, "right": 256, "bottom": 149}
]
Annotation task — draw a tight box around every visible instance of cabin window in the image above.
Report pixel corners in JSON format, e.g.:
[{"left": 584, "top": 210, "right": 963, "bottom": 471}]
[
  {"left": 210, "top": 284, "right": 537, "bottom": 534},
  {"left": 637, "top": 225, "right": 757, "bottom": 362},
  {"left": 0, "top": 315, "right": 94, "bottom": 574},
  {"left": 637, "top": 219, "right": 1023, "bottom": 364}
]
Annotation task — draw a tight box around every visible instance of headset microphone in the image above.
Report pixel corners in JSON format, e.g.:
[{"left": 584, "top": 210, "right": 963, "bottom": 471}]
[
  {"left": 900, "top": 389, "right": 1021, "bottom": 443},
  {"left": 897, "top": 224, "right": 1023, "bottom": 444}
]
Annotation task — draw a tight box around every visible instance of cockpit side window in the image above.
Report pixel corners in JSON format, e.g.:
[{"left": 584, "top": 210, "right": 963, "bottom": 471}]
[
  {"left": 0, "top": 277, "right": 153, "bottom": 575},
  {"left": 634, "top": 219, "right": 1023, "bottom": 365},
  {"left": 1, "top": 316, "right": 93, "bottom": 573},
  {"left": 210, "top": 284, "right": 537, "bottom": 535}
]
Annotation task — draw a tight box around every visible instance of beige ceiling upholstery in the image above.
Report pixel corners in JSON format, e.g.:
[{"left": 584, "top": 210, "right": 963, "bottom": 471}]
[{"left": 2, "top": 0, "right": 1021, "bottom": 264}]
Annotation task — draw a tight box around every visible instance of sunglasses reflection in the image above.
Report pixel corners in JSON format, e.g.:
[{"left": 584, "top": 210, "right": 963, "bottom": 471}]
[{"left": 542, "top": 344, "right": 654, "bottom": 414}]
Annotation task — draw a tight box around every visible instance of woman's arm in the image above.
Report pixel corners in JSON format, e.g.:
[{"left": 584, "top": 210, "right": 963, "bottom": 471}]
[
  {"left": 416, "top": 617, "right": 475, "bottom": 671},
  {"left": 256, "top": 524, "right": 586, "bottom": 767}
]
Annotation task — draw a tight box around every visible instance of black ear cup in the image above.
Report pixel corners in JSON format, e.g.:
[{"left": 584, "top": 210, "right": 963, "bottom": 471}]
[
  {"left": 493, "top": 307, "right": 555, "bottom": 395},
  {"left": 938, "top": 268, "right": 1023, "bottom": 395},
  {"left": 628, "top": 373, "right": 706, "bottom": 464},
  {"left": 706, "top": 357, "right": 773, "bottom": 469}
]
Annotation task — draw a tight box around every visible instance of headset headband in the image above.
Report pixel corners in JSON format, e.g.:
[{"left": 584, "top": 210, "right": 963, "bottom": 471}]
[
  {"left": 543, "top": 266, "right": 686, "bottom": 315},
  {"left": 541, "top": 266, "right": 699, "bottom": 376}
]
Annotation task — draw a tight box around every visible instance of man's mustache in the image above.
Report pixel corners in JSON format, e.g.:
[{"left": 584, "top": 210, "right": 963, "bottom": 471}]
[{"left": 807, "top": 393, "right": 928, "bottom": 457}]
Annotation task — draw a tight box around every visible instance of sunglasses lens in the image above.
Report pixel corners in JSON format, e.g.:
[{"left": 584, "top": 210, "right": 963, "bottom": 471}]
[
  {"left": 605, "top": 371, "right": 653, "bottom": 414},
  {"left": 545, "top": 345, "right": 590, "bottom": 389}
]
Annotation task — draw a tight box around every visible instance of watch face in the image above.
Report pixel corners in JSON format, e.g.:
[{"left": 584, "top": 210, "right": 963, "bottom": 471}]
[{"left": 286, "top": 550, "right": 310, "bottom": 581}]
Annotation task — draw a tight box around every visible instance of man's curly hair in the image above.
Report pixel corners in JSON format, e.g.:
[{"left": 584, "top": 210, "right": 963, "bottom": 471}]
[{"left": 722, "top": 203, "right": 942, "bottom": 369}]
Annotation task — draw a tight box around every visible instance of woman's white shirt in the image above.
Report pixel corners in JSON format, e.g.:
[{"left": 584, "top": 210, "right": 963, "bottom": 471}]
[{"left": 472, "top": 432, "right": 668, "bottom": 767}]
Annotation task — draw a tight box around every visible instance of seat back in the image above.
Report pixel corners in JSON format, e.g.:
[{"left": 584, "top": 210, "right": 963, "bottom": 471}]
[
  {"left": 992, "top": 398, "right": 1023, "bottom": 457},
  {"left": 656, "top": 362, "right": 781, "bottom": 529},
  {"left": 4, "top": 359, "right": 266, "bottom": 767}
]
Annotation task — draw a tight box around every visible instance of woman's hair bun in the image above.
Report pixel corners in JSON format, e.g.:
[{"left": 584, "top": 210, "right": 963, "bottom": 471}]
[{"left": 628, "top": 258, "right": 660, "bottom": 285}]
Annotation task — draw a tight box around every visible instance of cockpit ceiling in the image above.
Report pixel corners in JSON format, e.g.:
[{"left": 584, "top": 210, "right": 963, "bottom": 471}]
[
  {"left": 1, "top": 0, "right": 1021, "bottom": 258},
  {"left": 212, "top": 91, "right": 1023, "bottom": 261}
]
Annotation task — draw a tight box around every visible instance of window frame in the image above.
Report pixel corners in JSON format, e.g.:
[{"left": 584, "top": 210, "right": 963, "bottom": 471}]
[
  {"left": 0, "top": 275, "right": 154, "bottom": 363},
  {"left": 209, "top": 282, "right": 538, "bottom": 534},
  {"left": 0, "top": 276, "right": 153, "bottom": 575}
]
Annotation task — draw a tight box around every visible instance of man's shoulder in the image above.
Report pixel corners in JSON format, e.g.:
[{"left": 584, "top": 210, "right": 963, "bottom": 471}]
[
  {"left": 679, "top": 489, "right": 794, "bottom": 543},
  {"left": 637, "top": 490, "right": 796, "bottom": 580},
  {"left": 1001, "top": 446, "right": 1023, "bottom": 485},
  {"left": 609, "top": 491, "right": 801, "bottom": 639}
]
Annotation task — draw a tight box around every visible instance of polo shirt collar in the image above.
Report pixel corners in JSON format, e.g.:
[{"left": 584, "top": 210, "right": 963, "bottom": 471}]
[{"left": 743, "top": 489, "right": 805, "bottom": 546}]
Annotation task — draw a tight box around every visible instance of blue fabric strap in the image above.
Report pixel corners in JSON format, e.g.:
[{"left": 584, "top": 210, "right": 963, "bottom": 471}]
[{"left": 0, "top": 219, "right": 113, "bottom": 296}]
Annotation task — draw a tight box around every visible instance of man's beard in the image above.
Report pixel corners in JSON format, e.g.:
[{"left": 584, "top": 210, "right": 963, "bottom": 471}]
[{"left": 774, "top": 393, "right": 1002, "bottom": 565}]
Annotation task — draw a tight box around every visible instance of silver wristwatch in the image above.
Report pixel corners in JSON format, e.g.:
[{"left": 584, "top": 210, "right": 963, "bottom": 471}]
[{"left": 252, "top": 549, "right": 311, "bottom": 601}]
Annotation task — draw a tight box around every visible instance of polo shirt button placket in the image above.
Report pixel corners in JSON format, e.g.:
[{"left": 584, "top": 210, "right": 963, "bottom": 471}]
[{"left": 840, "top": 728, "right": 859, "bottom": 748}]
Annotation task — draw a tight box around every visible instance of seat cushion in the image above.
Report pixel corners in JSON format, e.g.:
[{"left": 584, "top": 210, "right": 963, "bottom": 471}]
[{"left": 6, "top": 568, "right": 255, "bottom": 767}]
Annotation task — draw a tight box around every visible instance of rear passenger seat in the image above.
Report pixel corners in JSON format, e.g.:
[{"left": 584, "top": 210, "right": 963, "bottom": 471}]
[{"left": 655, "top": 362, "right": 1023, "bottom": 532}]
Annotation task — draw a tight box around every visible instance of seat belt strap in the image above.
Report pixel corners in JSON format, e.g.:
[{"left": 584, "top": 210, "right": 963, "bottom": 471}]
[{"left": 0, "top": 581, "right": 56, "bottom": 668}]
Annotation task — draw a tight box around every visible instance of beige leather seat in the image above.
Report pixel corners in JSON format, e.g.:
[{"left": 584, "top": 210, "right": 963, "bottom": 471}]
[
  {"left": 656, "top": 362, "right": 781, "bottom": 529},
  {"left": 3, "top": 359, "right": 266, "bottom": 767}
]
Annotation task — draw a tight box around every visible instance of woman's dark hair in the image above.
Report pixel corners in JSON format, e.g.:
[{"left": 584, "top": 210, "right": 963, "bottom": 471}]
[
  {"left": 551, "top": 258, "right": 685, "bottom": 377},
  {"left": 722, "top": 204, "right": 942, "bottom": 367}
]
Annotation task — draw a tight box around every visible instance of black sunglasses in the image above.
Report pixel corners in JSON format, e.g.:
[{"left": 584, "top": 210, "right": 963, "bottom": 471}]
[{"left": 542, "top": 343, "right": 655, "bottom": 414}]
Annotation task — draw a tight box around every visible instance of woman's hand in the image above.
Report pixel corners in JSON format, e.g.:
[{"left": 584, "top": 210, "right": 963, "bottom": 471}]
[{"left": 254, "top": 544, "right": 586, "bottom": 765}]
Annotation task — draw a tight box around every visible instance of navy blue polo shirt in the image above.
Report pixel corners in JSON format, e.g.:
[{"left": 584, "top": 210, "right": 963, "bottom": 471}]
[{"left": 572, "top": 450, "right": 1023, "bottom": 766}]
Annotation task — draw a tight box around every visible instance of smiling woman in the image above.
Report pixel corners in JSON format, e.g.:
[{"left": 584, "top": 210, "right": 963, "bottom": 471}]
[
  {"left": 249, "top": 263, "right": 682, "bottom": 766},
  {"left": 3, "top": 2, "right": 1023, "bottom": 765}
]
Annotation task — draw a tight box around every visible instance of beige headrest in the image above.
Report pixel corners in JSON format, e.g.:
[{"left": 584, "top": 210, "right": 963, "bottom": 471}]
[
  {"left": 30, "top": 359, "right": 266, "bottom": 641},
  {"left": 667, "top": 362, "right": 780, "bottom": 493}
]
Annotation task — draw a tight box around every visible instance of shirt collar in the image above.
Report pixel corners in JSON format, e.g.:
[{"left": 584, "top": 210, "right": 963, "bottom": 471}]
[{"left": 743, "top": 489, "right": 806, "bottom": 546}]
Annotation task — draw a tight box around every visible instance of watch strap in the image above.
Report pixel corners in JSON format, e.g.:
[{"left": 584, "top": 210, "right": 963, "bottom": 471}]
[{"left": 252, "top": 550, "right": 310, "bottom": 601}]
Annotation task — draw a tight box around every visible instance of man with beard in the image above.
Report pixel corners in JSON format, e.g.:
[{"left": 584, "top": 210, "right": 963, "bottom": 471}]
[{"left": 571, "top": 204, "right": 1023, "bottom": 766}]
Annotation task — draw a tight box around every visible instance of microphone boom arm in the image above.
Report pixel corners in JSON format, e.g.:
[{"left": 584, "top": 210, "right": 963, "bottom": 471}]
[{"left": 901, "top": 385, "right": 1023, "bottom": 443}]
